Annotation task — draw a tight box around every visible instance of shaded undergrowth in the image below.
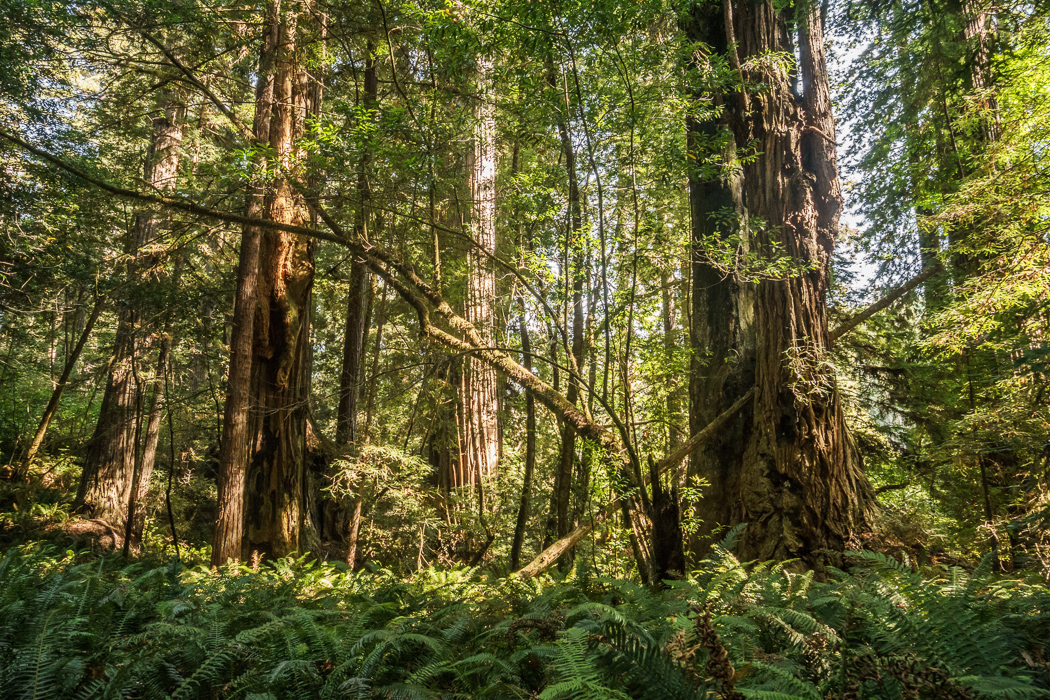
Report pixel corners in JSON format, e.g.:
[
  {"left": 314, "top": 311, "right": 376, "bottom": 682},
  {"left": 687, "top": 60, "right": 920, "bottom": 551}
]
[{"left": 0, "top": 540, "right": 1047, "bottom": 699}]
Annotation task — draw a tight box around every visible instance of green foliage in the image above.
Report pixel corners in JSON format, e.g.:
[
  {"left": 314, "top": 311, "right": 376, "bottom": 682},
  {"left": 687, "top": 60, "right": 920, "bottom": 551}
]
[{"left": 0, "top": 546, "right": 1046, "bottom": 699}]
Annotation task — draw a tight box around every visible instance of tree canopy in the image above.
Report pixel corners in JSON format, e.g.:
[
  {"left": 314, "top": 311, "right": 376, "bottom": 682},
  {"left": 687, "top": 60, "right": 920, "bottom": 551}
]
[{"left": 1, "top": 0, "right": 1050, "bottom": 693}]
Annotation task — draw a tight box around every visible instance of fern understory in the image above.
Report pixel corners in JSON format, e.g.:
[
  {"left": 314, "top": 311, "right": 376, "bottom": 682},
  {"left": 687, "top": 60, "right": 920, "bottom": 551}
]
[{"left": 0, "top": 542, "right": 1047, "bottom": 700}]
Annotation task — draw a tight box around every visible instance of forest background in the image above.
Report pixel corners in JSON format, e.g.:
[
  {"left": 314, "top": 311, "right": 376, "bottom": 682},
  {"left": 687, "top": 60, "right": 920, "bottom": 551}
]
[{"left": 1, "top": 0, "right": 1049, "bottom": 696}]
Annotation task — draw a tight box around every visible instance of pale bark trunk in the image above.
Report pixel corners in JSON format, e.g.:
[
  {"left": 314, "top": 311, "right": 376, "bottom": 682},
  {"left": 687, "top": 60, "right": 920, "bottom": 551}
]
[
  {"left": 346, "top": 496, "right": 363, "bottom": 568},
  {"left": 459, "top": 56, "right": 500, "bottom": 485},
  {"left": 77, "top": 94, "right": 184, "bottom": 526}
]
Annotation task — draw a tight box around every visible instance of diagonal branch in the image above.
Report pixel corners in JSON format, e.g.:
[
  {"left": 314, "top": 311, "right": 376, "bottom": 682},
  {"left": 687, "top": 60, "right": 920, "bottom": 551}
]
[
  {"left": 0, "top": 125, "right": 619, "bottom": 456},
  {"left": 514, "top": 388, "right": 755, "bottom": 578},
  {"left": 130, "top": 27, "right": 257, "bottom": 143},
  {"left": 6, "top": 125, "right": 658, "bottom": 578},
  {"left": 0, "top": 128, "right": 338, "bottom": 244},
  {"left": 831, "top": 262, "right": 946, "bottom": 342},
  {"left": 124, "top": 30, "right": 581, "bottom": 374}
]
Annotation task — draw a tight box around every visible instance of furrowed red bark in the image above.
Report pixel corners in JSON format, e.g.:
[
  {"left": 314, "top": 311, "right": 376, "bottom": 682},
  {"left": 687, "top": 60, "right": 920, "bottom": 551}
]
[
  {"left": 243, "top": 8, "right": 320, "bottom": 561},
  {"left": 212, "top": 12, "right": 279, "bottom": 567},
  {"left": 10, "top": 119, "right": 755, "bottom": 577},
  {"left": 458, "top": 55, "right": 501, "bottom": 486},
  {"left": 685, "top": 0, "right": 756, "bottom": 562},
  {"left": 7, "top": 9, "right": 887, "bottom": 575},
  {"left": 686, "top": 0, "right": 875, "bottom": 572}
]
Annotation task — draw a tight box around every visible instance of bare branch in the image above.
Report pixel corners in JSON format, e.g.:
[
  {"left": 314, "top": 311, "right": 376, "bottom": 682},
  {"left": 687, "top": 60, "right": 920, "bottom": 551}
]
[
  {"left": 514, "top": 388, "right": 755, "bottom": 578},
  {"left": 831, "top": 263, "right": 945, "bottom": 341}
]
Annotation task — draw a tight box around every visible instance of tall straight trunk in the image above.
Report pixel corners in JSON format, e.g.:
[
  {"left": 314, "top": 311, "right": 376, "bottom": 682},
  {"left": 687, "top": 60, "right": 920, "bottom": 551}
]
[
  {"left": 685, "top": 0, "right": 755, "bottom": 558},
  {"left": 125, "top": 276, "right": 180, "bottom": 546},
  {"left": 686, "top": 0, "right": 874, "bottom": 572},
  {"left": 336, "top": 43, "right": 378, "bottom": 447},
  {"left": 458, "top": 56, "right": 500, "bottom": 486},
  {"left": 20, "top": 294, "right": 105, "bottom": 477},
  {"left": 650, "top": 266, "right": 686, "bottom": 582},
  {"left": 76, "top": 94, "right": 184, "bottom": 525},
  {"left": 243, "top": 8, "right": 321, "bottom": 561},
  {"left": 509, "top": 298, "right": 537, "bottom": 570},
  {"left": 549, "top": 60, "right": 586, "bottom": 541},
  {"left": 961, "top": 0, "right": 1000, "bottom": 143},
  {"left": 662, "top": 269, "right": 682, "bottom": 452},
  {"left": 347, "top": 282, "right": 388, "bottom": 569},
  {"left": 212, "top": 12, "right": 280, "bottom": 566}
]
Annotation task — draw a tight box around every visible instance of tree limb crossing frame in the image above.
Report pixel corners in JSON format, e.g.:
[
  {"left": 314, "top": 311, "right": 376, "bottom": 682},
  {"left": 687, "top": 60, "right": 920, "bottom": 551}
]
[{"left": 0, "top": 126, "right": 930, "bottom": 576}]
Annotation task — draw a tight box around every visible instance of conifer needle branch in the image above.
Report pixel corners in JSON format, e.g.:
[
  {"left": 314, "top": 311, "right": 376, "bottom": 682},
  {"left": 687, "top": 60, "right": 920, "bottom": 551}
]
[{"left": 134, "top": 30, "right": 257, "bottom": 143}]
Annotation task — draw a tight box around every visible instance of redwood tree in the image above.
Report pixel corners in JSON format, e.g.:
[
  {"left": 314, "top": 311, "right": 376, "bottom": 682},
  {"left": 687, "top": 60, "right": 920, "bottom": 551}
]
[
  {"left": 686, "top": 0, "right": 875, "bottom": 571},
  {"left": 242, "top": 7, "right": 322, "bottom": 561},
  {"left": 457, "top": 55, "right": 501, "bottom": 487},
  {"left": 213, "top": 2, "right": 323, "bottom": 564},
  {"left": 75, "top": 91, "right": 184, "bottom": 531},
  {"left": 211, "top": 9, "right": 279, "bottom": 567}
]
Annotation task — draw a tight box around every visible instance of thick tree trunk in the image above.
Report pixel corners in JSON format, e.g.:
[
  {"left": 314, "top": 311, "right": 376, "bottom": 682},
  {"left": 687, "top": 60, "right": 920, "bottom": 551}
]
[
  {"left": 212, "top": 14, "right": 279, "bottom": 566},
  {"left": 458, "top": 56, "right": 500, "bottom": 486},
  {"left": 686, "top": 0, "right": 756, "bottom": 558},
  {"left": 961, "top": 0, "right": 1000, "bottom": 143},
  {"left": 76, "top": 95, "right": 184, "bottom": 526},
  {"left": 686, "top": 0, "right": 874, "bottom": 572},
  {"left": 243, "top": 10, "right": 320, "bottom": 561}
]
